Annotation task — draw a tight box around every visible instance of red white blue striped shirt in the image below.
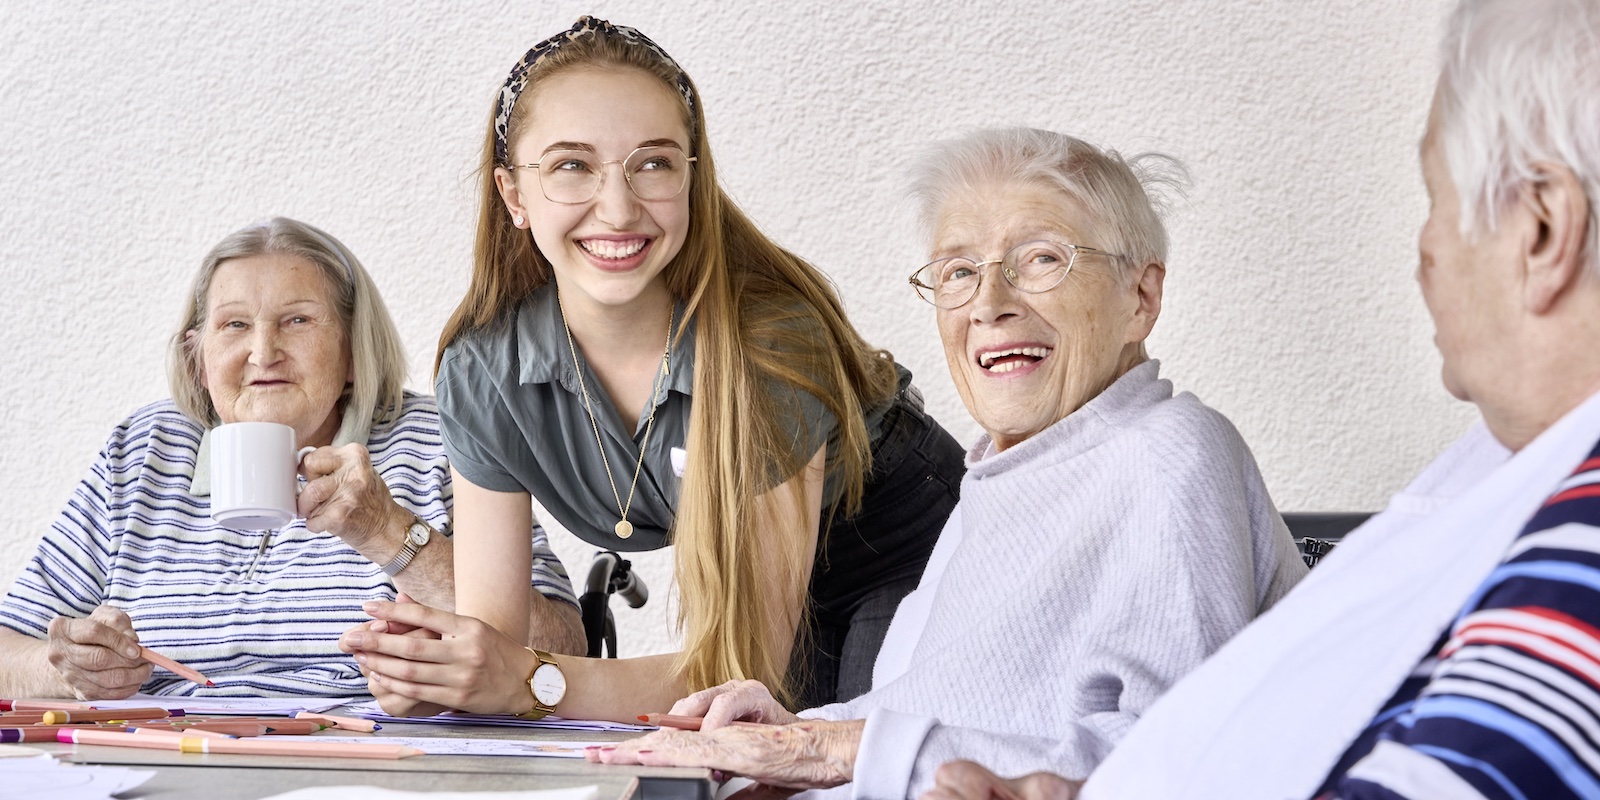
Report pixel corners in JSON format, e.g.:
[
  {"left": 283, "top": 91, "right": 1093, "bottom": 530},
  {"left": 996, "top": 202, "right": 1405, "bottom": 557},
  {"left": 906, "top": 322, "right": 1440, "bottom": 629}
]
[{"left": 1319, "top": 443, "right": 1600, "bottom": 799}]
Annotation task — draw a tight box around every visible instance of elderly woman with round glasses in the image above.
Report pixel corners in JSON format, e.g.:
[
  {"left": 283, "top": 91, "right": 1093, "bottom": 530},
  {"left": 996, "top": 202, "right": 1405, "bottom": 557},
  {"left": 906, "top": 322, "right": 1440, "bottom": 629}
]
[
  {"left": 0, "top": 217, "right": 577, "bottom": 699},
  {"left": 592, "top": 128, "right": 1308, "bottom": 796}
]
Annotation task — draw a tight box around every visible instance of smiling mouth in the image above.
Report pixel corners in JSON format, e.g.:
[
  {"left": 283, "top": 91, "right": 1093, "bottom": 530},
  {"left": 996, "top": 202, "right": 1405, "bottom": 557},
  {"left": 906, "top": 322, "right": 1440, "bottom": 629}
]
[
  {"left": 977, "top": 346, "right": 1052, "bottom": 374},
  {"left": 578, "top": 238, "right": 649, "bottom": 259}
]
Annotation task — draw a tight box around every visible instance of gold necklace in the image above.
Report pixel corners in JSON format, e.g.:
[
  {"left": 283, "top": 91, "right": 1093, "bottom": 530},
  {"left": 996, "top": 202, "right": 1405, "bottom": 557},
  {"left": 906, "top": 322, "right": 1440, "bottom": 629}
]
[{"left": 558, "top": 292, "right": 673, "bottom": 540}]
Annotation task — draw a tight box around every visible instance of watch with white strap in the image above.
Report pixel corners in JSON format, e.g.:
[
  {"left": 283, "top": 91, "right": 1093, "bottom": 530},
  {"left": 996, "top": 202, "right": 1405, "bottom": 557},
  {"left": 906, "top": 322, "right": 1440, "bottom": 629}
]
[
  {"left": 380, "top": 516, "right": 434, "bottom": 577},
  {"left": 517, "top": 647, "right": 567, "bottom": 720}
]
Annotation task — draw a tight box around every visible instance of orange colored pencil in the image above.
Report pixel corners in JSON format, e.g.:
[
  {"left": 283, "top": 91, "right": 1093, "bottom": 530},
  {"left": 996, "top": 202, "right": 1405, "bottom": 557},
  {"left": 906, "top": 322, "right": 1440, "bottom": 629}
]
[
  {"left": 129, "top": 725, "right": 235, "bottom": 740},
  {"left": 295, "top": 711, "right": 379, "bottom": 732},
  {"left": 41, "top": 708, "right": 173, "bottom": 724},
  {"left": 58, "top": 728, "right": 423, "bottom": 759},
  {"left": 637, "top": 713, "right": 770, "bottom": 730},
  {"left": 138, "top": 646, "right": 213, "bottom": 687}
]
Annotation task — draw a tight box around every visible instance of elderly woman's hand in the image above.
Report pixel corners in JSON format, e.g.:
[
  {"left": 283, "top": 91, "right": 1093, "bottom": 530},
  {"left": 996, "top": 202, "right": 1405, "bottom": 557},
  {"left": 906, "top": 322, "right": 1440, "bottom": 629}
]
[
  {"left": 668, "top": 679, "right": 802, "bottom": 729},
  {"left": 921, "top": 761, "right": 1081, "bottom": 800},
  {"left": 339, "top": 599, "right": 536, "bottom": 716},
  {"left": 589, "top": 719, "right": 864, "bottom": 789},
  {"left": 298, "top": 444, "right": 412, "bottom": 551},
  {"left": 45, "top": 605, "right": 153, "bottom": 700}
]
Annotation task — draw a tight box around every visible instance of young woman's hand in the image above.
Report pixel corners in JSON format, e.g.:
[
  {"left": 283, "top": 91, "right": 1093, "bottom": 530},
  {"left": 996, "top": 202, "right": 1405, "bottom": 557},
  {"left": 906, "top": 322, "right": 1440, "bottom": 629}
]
[
  {"left": 45, "top": 605, "right": 153, "bottom": 700},
  {"left": 338, "top": 599, "right": 538, "bottom": 715},
  {"left": 668, "top": 679, "right": 802, "bottom": 729}
]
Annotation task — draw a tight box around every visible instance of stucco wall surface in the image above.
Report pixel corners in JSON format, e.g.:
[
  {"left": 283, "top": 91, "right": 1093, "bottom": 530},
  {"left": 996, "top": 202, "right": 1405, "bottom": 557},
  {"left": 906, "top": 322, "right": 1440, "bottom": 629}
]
[{"left": 1, "top": 0, "right": 1469, "bottom": 660}]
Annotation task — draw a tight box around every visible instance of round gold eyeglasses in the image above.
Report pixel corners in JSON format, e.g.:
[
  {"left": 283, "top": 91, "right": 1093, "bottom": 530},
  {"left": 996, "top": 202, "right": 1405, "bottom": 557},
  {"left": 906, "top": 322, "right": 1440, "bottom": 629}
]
[
  {"left": 908, "top": 240, "right": 1122, "bottom": 309},
  {"left": 509, "top": 145, "right": 697, "bottom": 204}
]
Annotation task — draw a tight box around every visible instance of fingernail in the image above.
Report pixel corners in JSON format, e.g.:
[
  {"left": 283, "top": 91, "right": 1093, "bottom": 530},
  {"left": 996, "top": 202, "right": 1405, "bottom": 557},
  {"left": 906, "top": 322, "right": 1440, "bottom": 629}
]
[
  {"left": 363, "top": 601, "right": 381, "bottom": 612},
  {"left": 599, "top": 746, "right": 616, "bottom": 752},
  {"left": 637, "top": 750, "right": 653, "bottom": 755},
  {"left": 354, "top": 654, "right": 367, "bottom": 665}
]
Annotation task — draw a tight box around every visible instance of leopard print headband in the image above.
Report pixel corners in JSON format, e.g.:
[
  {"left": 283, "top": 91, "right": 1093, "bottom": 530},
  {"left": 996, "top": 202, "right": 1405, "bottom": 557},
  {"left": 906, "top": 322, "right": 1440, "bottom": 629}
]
[{"left": 494, "top": 16, "right": 697, "bottom": 166}]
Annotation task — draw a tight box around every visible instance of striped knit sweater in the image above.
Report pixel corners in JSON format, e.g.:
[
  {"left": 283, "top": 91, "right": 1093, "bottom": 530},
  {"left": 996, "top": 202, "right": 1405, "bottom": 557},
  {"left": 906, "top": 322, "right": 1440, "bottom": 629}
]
[
  {"left": 1318, "top": 438, "right": 1600, "bottom": 799},
  {"left": 1, "top": 393, "right": 575, "bottom": 696}
]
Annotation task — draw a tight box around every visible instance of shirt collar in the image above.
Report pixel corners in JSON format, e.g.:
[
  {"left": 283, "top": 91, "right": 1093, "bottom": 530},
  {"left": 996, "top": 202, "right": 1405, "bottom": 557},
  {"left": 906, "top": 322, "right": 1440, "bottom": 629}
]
[{"left": 515, "top": 284, "right": 696, "bottom": 399}]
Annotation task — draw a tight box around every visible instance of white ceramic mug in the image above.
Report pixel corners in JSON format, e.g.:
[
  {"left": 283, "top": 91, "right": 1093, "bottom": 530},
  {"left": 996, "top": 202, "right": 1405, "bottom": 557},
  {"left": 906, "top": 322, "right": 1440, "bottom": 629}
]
[{"left": 210, "top": 422, "right": 316, "bottom": 529}]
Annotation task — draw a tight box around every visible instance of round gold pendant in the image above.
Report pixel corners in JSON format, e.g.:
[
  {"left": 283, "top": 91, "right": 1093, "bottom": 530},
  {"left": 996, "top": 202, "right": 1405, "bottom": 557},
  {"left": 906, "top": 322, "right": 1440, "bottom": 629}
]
[{"left": 614, "top": 520, "right": 634, "bottom": 539}]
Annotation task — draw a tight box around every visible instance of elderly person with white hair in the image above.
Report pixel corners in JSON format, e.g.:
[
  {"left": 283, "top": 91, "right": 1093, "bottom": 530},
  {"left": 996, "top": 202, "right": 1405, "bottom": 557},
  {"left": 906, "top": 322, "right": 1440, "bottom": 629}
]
[
  {"left": 0, "top": 217, "right": 580, "bottom": 698},
  {"left": 590, "top": 128, "right": 1308, "bottom": 795},
  {"left": 924, "top": 1, "right": 1600, "bottom": 799}
]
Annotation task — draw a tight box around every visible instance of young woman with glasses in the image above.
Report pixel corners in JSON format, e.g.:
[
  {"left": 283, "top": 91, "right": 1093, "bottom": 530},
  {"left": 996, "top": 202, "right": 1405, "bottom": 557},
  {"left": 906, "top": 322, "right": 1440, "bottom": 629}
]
[{"left": 338, "top": 17, "right": 965, "bottom": 721}]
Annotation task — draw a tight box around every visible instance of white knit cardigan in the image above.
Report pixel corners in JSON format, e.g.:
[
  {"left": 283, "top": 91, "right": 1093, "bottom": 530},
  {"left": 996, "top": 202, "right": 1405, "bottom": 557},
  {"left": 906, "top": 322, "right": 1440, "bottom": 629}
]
[{"left": 800, "top": 360, "right": 1308, "bottom": 800}]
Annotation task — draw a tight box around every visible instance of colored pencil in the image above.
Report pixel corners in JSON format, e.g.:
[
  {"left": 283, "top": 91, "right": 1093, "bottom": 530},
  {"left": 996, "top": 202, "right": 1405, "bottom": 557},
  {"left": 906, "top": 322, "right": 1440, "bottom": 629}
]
[
  {"left": 58, "top": 728, "right": 423, "bottom": 759},
  {"left": 0, "top": 725, "right": 108, "bottom": 743},
  {"left": 295, "top": 711, "right": 380, "bottom": 732},
  {"left": 137, "top": 646, "right": 213, "bottom": 687},
  {"left": 129, "top": 725, "right": 235, "bottom": 740},
  {"left": 139, "top": 721, "right": 270, "bottom": 737},
  {"left": 40, "top": 708, "right": 174, "bottom": 724},
  {"left": 637, "top": 713, "right": 770, "bottom": 730},
  {"left": 158, "top": 717, "right": 326, "bottom": 735},
  {"left": 0, "top": 700, "right": 91, "bottom": 712}
]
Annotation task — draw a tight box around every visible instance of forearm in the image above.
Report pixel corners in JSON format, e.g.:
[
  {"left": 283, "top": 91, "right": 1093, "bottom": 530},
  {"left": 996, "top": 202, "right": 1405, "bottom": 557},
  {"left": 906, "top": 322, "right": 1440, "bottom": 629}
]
[
  {"left": 549, "top": 651, "right": 693, "bottom": 723},
  {"left": 372, "top": 528, "right": 586, "bottom": 656},
  {"left": 0, "top": 627, "right": 71, "bottom": 698}
]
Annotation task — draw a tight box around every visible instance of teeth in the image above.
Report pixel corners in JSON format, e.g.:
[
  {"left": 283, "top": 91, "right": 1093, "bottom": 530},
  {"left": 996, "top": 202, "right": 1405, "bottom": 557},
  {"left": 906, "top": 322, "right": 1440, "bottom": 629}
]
[
  {"left": 977, "top": 346, "right": 1052, "bottom": 369},
  {"left": 579, "top": 239, "right": 647, "bottom": 259}
]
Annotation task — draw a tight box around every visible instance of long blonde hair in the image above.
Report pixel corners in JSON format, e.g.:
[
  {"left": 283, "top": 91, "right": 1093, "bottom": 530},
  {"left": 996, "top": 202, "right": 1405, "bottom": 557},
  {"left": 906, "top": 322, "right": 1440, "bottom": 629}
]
[{"left": 436, "top": 25, "right": 898, "bottom": 704}]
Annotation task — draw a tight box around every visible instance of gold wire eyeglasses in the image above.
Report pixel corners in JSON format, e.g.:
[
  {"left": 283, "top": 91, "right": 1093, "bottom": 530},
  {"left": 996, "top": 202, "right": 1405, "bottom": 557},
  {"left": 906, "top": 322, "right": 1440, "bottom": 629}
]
[
  {"left": 509, "top": 145, "right": 697, "bottom": 204},
  {"left": 908, "top": 240, "right": 1122, "bottom": 309}
]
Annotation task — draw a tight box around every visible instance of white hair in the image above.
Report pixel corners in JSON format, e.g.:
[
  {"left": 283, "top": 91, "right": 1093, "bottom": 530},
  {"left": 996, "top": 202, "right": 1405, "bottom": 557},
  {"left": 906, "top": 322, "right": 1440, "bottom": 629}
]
[
  {"left": 1435, "top": 0, "right": 1600, "bottom": 272},
  {"left": 909, "top": 127, "right": 1189, "bottom": 283},
  {"left": 168, "top": 217, "right": 408, "bottom": 442}
]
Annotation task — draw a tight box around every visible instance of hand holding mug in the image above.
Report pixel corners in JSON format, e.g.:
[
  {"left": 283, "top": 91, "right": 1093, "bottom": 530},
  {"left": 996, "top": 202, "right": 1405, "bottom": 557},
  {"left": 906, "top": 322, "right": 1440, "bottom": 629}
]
[{"left": 298, "top": 443, "right": 410, "bottom": 551}]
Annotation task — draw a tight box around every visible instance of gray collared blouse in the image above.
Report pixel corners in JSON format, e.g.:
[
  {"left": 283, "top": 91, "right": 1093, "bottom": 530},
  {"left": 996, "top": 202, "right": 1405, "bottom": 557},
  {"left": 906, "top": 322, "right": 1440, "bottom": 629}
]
[{"left": 437, "top": 285, "right": 906, "bottom": 552}]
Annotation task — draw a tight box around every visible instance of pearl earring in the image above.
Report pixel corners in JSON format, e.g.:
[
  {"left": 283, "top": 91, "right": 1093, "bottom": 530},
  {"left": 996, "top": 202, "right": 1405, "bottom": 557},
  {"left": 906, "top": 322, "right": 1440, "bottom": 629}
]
[{"left": 513, "top": 214, "right": 525, "bottom": 226}]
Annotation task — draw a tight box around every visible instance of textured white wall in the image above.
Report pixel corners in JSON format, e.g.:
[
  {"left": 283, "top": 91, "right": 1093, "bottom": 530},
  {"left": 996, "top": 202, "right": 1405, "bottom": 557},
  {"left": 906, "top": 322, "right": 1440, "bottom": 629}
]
[{"left": 2, "top": 0, "right": 1469, "bottom": 659}]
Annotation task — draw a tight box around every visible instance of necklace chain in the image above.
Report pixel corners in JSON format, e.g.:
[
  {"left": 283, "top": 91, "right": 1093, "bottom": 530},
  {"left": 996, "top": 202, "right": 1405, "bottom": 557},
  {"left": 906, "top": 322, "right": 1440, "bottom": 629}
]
[{"left": 558, "top": 292, "right": 673, "bottom": 540}]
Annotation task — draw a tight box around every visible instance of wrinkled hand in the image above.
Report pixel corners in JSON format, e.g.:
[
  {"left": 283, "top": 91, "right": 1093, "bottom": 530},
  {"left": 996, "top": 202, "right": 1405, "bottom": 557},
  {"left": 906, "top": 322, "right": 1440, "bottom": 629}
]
[
  {"left": 338, "top": 599, "right": 535, "bottom": 716},
  {"left": 668, "top": 679, "right": 802, "bottom": 729},
  {"left": 590, "top": 719, "right": 863, "bottom": 790},
  {"left": 921, "top": 761, "right": 1080, "bottom": 800},
  {"left": 46, "top": 605, "right": 152, "bottom": 700},
  {"left": 299, "top": 444, "right": 410, "bottom": 550}
]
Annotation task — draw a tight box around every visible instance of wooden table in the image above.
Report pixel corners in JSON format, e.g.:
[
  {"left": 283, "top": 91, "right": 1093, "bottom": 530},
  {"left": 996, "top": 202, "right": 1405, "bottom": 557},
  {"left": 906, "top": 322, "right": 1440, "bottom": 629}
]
[{"left": 27, "top": 718, "right": 713, "bottom": 800}]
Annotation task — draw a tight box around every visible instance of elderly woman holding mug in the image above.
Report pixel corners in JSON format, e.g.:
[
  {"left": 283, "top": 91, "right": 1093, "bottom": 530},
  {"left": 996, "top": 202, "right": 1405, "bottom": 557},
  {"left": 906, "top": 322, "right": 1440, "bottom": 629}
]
[
  {"left": 592, "top": 128, "right": 1308, "bottom": 795},
  {"left": 0, "top": 217, "right": 578, "bottom": 698}
]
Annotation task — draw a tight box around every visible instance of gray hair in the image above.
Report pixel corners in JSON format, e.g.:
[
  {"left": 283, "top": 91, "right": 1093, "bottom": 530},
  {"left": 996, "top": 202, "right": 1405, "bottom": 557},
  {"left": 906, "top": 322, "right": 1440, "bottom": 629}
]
[
  {"left": 1435, "top": 0, "right": 1600, "bottom": 273},
  {"left": 168, "top": 217, "right": 408, "bottom": 441},
  {"left": 909, "top": 127, "right": 1189, "bottom": 283}
]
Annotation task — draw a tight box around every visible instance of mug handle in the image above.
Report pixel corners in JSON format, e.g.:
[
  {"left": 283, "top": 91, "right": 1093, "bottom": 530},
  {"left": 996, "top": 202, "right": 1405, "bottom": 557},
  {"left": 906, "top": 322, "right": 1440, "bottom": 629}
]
[{"left": 294, "top": 446, "right": 317, "bottom": 495}]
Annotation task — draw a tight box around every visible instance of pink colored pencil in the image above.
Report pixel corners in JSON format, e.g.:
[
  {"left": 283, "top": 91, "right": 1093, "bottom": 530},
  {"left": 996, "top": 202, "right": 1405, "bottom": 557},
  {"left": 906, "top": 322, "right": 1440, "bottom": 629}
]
[
  {"left": 637, "top": 713, "right": 770, "bottom": 730},
  {"left": 138, "top": 646, "right": 214, "bottom": 687},
  {"left": 0, "top": 699, "right": 92, "bottom": 711},
  {"left": 58, "top": 728, "right": 422, "bottom": 759},
  {"left": 295, "top": 711, "right": 380, "bottom": 732}
]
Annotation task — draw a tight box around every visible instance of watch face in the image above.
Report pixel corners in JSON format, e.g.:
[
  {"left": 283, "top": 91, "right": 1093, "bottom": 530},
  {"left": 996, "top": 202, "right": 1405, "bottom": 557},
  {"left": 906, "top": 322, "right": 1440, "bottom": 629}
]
[
  {"left": 531, "top": 662, "right": 566, "bottom": 706},
  {"left": 408, "top": 522, "right": 431, "bottom": 546}
]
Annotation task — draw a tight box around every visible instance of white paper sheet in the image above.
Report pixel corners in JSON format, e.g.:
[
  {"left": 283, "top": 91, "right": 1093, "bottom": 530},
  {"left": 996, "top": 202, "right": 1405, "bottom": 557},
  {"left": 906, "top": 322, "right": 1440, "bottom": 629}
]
[
  {"left": 342, "top": 701, "right": 651, "bottom": 732},
  {"left": 0, "top": 751, "right": 154, "bottom": 800},
  {"left": 79, "top": 693, "right": 352, "bottom": 716},
  {"left": 308, "top": 736, "right": 613, "bottom": 758},
  {"left": 260, "top": 786, "right": 599, "bottom": 800}
]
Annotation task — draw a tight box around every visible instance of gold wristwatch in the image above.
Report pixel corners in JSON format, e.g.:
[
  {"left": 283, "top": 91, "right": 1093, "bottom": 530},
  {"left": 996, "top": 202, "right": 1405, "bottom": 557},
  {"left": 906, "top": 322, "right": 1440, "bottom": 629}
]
[{"left": 516, "top": 647, "right": 566, "bottom": 720}]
